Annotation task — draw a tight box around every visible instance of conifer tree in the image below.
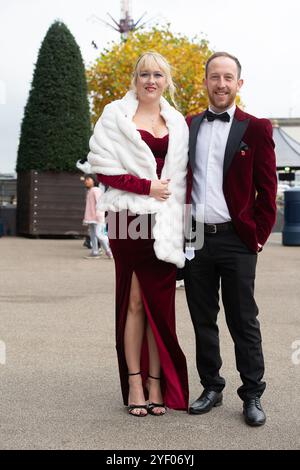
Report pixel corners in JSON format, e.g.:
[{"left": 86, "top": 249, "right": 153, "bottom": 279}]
[{"left": 17, "top": 21, "right": 90, "bottom": 171}]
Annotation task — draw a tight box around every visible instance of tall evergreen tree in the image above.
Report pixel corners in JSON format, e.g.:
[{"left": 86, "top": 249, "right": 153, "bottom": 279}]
[{"left": 17, "top": 21, "right": 91, "bottom": 171}]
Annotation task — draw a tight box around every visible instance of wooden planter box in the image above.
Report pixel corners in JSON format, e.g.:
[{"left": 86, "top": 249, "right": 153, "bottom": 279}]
[{"left": 17, "top": 170, "right": 86, "bottom": 236}]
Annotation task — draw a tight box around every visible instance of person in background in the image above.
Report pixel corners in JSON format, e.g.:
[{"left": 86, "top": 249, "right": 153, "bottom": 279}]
[{"left": 82, "top": 174, "right": 113, "bottom": 260}]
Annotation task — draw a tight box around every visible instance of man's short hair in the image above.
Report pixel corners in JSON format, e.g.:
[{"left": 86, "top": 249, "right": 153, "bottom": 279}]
[{"left": 205, "top": 52, "right": 242, "bottom": 79}]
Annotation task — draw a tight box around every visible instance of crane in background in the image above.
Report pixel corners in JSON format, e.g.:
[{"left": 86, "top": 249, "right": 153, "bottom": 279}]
[{"left": 90, "top": 0, "right": 149, "bottom": 47}]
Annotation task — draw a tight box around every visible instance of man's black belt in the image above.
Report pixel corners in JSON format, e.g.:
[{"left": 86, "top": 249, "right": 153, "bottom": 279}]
[{"left": 204, "top": 221, "right": 233, "bottom": 234}]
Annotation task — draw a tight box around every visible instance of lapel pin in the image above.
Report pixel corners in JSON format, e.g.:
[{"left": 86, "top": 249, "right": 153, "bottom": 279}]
[{"left": 241, "top": 150, "right": 246, "bottom": 156}]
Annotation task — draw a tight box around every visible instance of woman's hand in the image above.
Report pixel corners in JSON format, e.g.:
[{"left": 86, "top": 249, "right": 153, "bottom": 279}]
[{"left": 149, "top": 179, "right": 171, "bottom": 201}]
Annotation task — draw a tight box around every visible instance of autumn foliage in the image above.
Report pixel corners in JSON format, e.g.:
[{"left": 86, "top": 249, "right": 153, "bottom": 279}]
[{"left": 86, "top": 26, "right": 214, "bottom": 123}]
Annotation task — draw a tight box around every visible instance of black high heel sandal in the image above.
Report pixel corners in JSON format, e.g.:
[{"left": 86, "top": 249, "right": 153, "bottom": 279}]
[
  {"left": 128, "top": 371, "right": 148, "bottom": 417},
  {"left": 147, "top": 374, "right": 166, "bottom": 416}
]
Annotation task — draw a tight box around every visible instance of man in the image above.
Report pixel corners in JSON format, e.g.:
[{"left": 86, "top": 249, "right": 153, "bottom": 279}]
[{"left": 184, "top": 52, "right": 277, "bottom": 426}]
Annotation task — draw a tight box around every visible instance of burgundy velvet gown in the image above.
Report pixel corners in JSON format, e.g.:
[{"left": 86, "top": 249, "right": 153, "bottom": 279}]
[{"left": 97, "top": 130, "right": 189, "bottom": 411}]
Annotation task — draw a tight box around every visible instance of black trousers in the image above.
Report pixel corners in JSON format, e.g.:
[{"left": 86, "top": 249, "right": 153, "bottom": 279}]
[{"left": 184, "top": 228, "right": 266, "bottom": 401}]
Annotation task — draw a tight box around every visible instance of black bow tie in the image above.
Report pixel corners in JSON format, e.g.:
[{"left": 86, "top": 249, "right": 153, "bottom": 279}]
[{"left": 205, "top": 110, "right": 230, "bottom": 122}]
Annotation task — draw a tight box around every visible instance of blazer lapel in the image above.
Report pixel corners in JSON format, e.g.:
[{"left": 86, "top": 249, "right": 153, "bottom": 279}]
[
  {"left": 189, "top": 113, "right": 205, "bottom": 171},
  {"left": 223, "top": 115, "right": 250, "bottom": 179}
]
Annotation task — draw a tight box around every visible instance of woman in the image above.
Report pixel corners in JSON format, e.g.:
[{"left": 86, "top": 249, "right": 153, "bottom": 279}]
[{"left": 88, "top": 52, "right": 189, "bottom": 416}]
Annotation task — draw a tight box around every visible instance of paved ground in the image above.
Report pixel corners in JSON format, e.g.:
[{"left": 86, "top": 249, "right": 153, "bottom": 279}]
[{"left": 0, "top": 233, "right": 299, "bottom": 450}]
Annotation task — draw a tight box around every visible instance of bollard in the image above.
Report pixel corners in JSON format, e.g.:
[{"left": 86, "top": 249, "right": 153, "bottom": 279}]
[{"left": 282, "top": 187, "right": 300, "bottom": 246}]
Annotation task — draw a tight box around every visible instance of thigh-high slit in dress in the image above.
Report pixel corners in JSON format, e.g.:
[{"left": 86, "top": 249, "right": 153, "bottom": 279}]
[{"left": 97, "top": 130, "right": 189, "bottom": 411}]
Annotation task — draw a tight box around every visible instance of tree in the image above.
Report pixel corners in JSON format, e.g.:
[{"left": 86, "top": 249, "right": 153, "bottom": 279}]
[
  {"left": 86, "top": 25, "right": 213, "bottom": 123},
  {"left": 17, "top": 21, "right": 91, "bottom": 172}
]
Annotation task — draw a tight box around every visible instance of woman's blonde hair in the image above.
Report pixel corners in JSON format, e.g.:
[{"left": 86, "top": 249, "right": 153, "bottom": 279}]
[{"left": 131, "top": 52, "right": 177, "bottom": 107}]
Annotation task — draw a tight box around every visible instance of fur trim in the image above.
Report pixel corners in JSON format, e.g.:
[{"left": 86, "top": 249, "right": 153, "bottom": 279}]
[
  {"left": 87, "top": 90, "right": 188, "bottom": 267},
  {"left": 76, "top": 160, "right": 92, "bottom": 174}
]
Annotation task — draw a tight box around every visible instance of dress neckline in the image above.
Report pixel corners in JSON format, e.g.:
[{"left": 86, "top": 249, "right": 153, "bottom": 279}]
[{"left": 137, "top": 129, "right": 169, "bottom": 139}]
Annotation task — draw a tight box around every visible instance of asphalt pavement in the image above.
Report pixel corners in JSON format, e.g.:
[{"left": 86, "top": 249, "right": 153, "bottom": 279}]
[{"left": 0, "top": 233, "right": 299, "bottom": 450}]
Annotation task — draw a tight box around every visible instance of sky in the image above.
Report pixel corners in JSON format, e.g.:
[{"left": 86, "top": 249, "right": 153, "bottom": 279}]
[{"left": 1, "top": 0, "right": 300, "bottom": 173}]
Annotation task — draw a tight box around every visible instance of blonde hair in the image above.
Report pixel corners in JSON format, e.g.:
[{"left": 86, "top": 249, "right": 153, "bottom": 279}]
[{"left": 131, "top": 52, "right": 177, "bottom": 107}]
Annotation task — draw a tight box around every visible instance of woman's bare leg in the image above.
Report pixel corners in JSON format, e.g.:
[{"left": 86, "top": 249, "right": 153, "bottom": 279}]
[
  {"left": 146, "top": 323, "right": 165, "bottom": 415},
  {"left": 124, "top": 272, "right": 147, "bottom": 415}
]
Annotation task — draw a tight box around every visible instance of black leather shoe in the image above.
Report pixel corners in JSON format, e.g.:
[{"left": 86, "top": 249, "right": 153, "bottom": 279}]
[
  {"left": 243, "top": 397, "right": 266, "bottom": 426},
  {"left": 189, "top": 390, "right": 223, "bottom": 415}
]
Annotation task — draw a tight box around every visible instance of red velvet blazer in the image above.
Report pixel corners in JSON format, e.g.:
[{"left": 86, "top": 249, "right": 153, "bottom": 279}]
[{"left": 186, "top": 107, "right": 277, "bottom": 252}]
